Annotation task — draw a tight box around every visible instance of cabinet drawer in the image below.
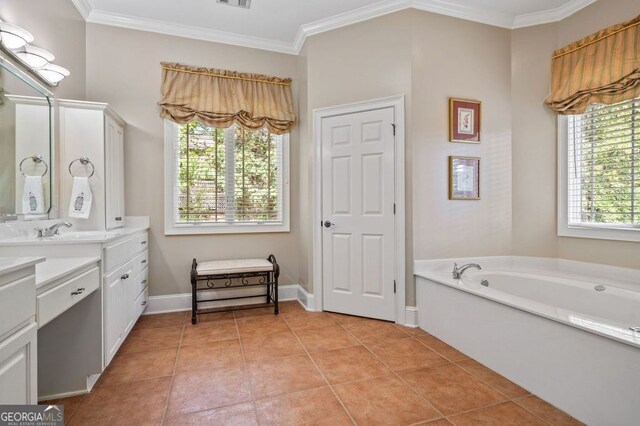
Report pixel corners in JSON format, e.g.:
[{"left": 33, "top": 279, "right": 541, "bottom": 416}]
[
  {"left": 134, "top": 268, "right": 148, "bottom": 298},
  {"left": 136, "top": 232, "right": 149, "bottom": 252},
  {"left": 0, "top": 274, "right": 35, "bottom": 340},
  {"left": 37, "top": 267, "right": 99, "bottom": 328},
  {"left": 133, "top": 250, "right": 148, "bottom": 277},
  {"left": 134, "top": 287, "right": 149, "bottom": 320},
  {"left": 104, "top": 238, "right": 135, "bottom": 272}
]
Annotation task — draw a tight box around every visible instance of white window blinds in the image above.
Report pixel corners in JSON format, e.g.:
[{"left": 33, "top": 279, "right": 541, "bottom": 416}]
[
  {"left": 567, "top": 98, "right": 640, "bottom": 227},
  {"left": 173, "top": 122, "right": 285, "bottom": 225}
]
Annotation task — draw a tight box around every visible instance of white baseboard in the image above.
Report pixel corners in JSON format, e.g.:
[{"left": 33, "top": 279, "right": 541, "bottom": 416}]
[
  {"left": 145, "top": 284, "right": 299, "bottom": 314},
  {"left": 296, "top": 285, "right": 317, "bottom": 311},
  {"left": 405, "top": 306, "right": 419, "bottom": 328}
]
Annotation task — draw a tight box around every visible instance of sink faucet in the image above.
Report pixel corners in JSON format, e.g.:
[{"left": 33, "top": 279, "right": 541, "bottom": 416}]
[
  {"left": 35, "top": 222, "right": 72, "bottom": 238},
  {"left": 452, "top": 262, "right": 482, "bottom": 279}
]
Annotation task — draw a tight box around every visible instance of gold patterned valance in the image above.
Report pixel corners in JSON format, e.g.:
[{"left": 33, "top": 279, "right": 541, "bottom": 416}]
[
  {"left": 159, "top": 62, "right": 296, "bottom": 135},
  {"left": 545, "top": 14, "right": 640, "bottom": 114}
]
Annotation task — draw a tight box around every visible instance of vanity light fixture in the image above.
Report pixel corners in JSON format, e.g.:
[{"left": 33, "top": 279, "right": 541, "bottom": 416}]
[
  {"left": 14, "top": 45, "right": 54, "bottom": 68},
  {"left": 0, "top": 20, "right": 34, "bottom": 49},
  {"left": 35, "top": 63, "right": 70, "bottom": 85},
  {"left": 0, "top": 19, "right": 69, "bottom": 86}
]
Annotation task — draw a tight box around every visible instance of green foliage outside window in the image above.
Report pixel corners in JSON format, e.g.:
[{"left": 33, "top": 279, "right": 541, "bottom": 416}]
[{"left": 178, "top": 121, "right": 280, "bottom": 223}]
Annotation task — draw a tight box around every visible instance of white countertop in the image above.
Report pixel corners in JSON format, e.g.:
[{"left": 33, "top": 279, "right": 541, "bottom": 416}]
[
  {"left": 0, "top": 226, "right": 148, "bottom": 247},
  {"left": 0, "top": 257, "right": 45, "bottom": 275},
  {"left": 36, "top": 257, "right": 101, "bottom": 291}
]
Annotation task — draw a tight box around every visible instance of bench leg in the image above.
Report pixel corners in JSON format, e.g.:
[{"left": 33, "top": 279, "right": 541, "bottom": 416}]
[{"left": 191, "top": 259, "right": 198, "bottom": 325}]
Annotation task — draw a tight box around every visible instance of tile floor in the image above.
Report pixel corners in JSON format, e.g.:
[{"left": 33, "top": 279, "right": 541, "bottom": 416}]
[{"left": 44, "top": 301, "right": 582, "bottom": 425}]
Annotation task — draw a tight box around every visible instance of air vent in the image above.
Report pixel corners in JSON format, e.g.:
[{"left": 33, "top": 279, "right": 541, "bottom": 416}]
[{"left": 217, "top": 0, "right": 251, "bottom": 9}]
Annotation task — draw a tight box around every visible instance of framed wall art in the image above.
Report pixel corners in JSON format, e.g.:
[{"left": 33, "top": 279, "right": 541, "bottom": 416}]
[
  {"left": 449, "top": 98, "right": 481, "bottom": 143},
  {"left": 449, "top": 156, "right": 480, "bottom": 200}
]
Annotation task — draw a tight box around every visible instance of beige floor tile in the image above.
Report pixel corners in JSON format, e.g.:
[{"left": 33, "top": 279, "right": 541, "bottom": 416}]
[
  {"left": 246, "top": 354, "right": 326, "bottom": 400},
  {"left": 311, "top": 345, "right": 390, "bottom": 384},
  {"left": 416, "top": 334, "right": 469, "bottom": 362},
  {"left": 167, "top": 365, "right": 252, "bottom": 417},
  {"left": 333, "top": 374, "right": 440, "bottom": 425},
  {"left": 176, "top": 339, "right": 243, "bottom": 372},
  {"left": 449, "top": 401, "right": 546, "bottom": 425},
  {"left": 119, "top": 325, "right": 183, "bottom": 354},
  {"left": 369, "top": 337, "right": 449, "bottom": 371},
  {"left": 256, "top": 387, "right": 352, "bottom": 426},
  {"left": 236, "top": 315, "right": 290, "bottom": 338},
  {"left": 294, "top": 324, "right": 360, "bottom": 352},
  {"left": 241, "top": 330, "right": 305, "bottom": 361},
  {"left": 457, "top": 359, "right": 529, "bottom": 399},
  {"left": 399, "top": 364, "right": 506, "bottom": 416},
  {"left": 181, "top": 319, "right": 238, "bottom": 345},
  {"left": 133, "top": 312, "right": 187, "bottom": 330},
  {"left": 99, "top": 347, "right": 177, "bottom": 386},
  {"left": 164, "top": 402, "right": 258, "bottom": 426},
  {"left": 281, "top": 311, "right": 338, "bottom": 331},
  {"left": 514, "top": 395, "right": 584, "bottom": 425}
]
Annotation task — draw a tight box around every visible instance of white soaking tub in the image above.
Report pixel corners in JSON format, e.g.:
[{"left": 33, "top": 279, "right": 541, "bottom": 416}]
[{"left": 414, "top": 256, "right": 640, "bottom": 426}]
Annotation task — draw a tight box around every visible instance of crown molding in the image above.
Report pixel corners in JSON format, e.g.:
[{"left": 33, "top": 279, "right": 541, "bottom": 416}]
[
  {"left": 512, "top": 0, "right": 598, "bottom": 29},
  {"left": 86, "top": 9, "right": 298, "bottom": 55},
  {"left": 72, "top": 0, "right": 598, "bottom": 56},
  {"left": 70, "top": 0, "right": 92, "bottom": 20}
]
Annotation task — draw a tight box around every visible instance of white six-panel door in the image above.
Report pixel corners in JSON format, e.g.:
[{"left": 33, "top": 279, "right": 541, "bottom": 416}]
[{"left": 321, "top": 107, "right": 396, "bottom": 321}]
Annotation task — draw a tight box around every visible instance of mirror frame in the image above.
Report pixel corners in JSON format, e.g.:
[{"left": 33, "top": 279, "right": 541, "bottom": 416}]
[{"left": 0, "top": 54, "right": 55, "bottom": 219}]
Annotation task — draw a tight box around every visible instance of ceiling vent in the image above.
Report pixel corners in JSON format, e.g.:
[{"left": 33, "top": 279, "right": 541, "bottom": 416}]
[{"left": 217, "top": 0, "right": 251, "bottom": 9}]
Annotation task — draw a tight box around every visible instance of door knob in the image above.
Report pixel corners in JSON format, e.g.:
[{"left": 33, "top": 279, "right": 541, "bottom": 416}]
[{"left": 323, "top": 221, "right": 335, "bottom": 228}]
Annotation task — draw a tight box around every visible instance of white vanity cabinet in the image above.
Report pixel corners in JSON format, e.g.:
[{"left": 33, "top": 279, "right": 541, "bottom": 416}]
[
  {"left": 0, "top": 258, "right": 42, "bottom": 405},
  {"left": 103, "top": 231, "right": 149, "bottom": 366},
  {"left": 59, "top": 100, "right": 126, "bottom": 231}
]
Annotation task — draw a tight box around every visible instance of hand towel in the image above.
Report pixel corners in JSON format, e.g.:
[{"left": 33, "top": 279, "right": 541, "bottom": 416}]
[
  {"left": 22, "top": 175, "right": 45, "bottom": 215},
  {"left": 68, "top": 176, "right": 93, "bottom": 219}
]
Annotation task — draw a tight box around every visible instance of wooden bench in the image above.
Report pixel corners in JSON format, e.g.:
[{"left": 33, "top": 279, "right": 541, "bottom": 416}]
[{"left": 190, "top": 254, "right": 279, "bottom": 324}]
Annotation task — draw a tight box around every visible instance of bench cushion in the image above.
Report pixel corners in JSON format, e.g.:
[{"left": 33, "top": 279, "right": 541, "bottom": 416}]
[{"left": 196, "top": 259, "right": 273, "bottom": 276}]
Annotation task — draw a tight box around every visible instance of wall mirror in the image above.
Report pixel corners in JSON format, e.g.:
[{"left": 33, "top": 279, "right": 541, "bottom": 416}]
[{"left": 0, "top": 55, "right": 53, "bottom": 222}]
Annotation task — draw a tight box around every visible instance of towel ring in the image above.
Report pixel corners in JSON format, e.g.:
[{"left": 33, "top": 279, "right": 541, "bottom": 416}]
[
  {"left": 68, "top": 156, "right": 95, "bottom": 178},
  {"left": 19, "top": 155, "right": 48, "bottom": 177}
]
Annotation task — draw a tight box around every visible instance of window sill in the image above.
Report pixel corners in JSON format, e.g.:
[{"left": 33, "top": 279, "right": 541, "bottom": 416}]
[
  {"left": 165, "top": 222, "right": 290, "bottom": 236},
  {"left": 558, "top": 223, "right": 640, "bottom": 243}
]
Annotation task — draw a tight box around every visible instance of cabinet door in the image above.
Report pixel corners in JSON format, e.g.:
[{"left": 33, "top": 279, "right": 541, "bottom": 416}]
[
  {"left": 0, "top": 323, "right": 37, "bottom": 404},
  {"left": 104, "top": 266, "right": 124, "bottom": 366},
  {"left": 105, "top": 116, "right": 125, "bottom": 229},
  {"left": 122, "top": 262, "right": 136, "bottom": 335}
]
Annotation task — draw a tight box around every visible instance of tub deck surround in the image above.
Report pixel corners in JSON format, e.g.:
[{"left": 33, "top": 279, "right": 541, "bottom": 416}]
[
  {"left": 414, "top": 256, "right": 640, "bottom": 348},
  {"left": 415, "top": 256, "right": 640, "bottom": 425}
]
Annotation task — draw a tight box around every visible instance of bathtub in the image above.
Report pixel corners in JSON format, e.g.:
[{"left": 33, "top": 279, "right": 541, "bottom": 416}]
[{"left": 415, "top": 256, "right": 640, "bottom": 426}]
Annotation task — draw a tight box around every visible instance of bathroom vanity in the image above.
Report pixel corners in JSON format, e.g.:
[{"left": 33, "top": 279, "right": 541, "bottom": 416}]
[{"left": 0, "top": 54, "right": 149, "bottom": 403}]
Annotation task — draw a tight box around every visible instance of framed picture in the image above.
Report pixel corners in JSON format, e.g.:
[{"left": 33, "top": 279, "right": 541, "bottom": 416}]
[
  {"left": 449, "top": 98, "right": 481, "bottom": 143},
  {"left": 449, "top": 156, "right": 480, "bottom": 200}
]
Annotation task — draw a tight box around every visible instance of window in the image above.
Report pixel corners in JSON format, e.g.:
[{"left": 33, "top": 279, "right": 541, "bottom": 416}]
[
  {"left": 164, "top": 120, "right": 289, "bottom": 234},
  {"left": 559, "top": 97, "right": 640, "bottom": 241}
]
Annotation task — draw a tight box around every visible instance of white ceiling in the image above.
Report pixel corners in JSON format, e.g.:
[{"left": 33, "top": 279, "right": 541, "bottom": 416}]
[{"left": 71, "top": 0, "right": 597, "bottom": 54}]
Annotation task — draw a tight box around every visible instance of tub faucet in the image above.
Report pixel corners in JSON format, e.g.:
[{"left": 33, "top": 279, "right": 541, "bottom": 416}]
[
  {"left": 452, "top": 263, "right": 482, "bottom": 279},
  {"left": 38, "top": 221, "right": 72, "bottom": 237}
]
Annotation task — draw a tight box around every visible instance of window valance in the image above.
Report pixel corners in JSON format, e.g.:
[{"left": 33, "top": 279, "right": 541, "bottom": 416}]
[
  {"left": 545, "top": 15, "right": 640, "bottom": 114},
  {"left": 159, "top": 62, "right": 296, "bottom": 135}
]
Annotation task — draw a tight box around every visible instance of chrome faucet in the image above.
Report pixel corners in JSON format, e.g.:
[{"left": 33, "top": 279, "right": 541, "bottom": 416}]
[
  {"left": 452, "top": 262, "right": 482, "bottom": 279},
  {"left": 35, "top": 221, "right": 72, "bottom": 238}
]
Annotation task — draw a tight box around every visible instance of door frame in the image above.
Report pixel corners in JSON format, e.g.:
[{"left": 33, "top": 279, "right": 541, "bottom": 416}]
[{"left": 312, "top": 95, "right": 406, "bottom": 324}]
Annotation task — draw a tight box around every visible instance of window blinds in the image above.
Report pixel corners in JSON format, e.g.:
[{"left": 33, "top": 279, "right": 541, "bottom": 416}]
[
  {"left": 175, "top": 122, "right": 283, "bottom": 225},
  {"left": 567, "top": 98, "right": 640, "bottom": 226}
]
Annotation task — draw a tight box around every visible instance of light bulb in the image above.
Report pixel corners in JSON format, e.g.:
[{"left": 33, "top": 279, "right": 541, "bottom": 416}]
[
  {"left": 36, "top": 64, "right": 70, "bottom": 84},
  {"left": 0, "top": 21, "right": 34, "bottom": 49},
  {"left": 14, "top": 45, "right": 55, "bottom": 68}
]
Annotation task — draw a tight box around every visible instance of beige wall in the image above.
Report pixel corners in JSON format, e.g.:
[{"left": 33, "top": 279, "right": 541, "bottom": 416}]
[
  {"left": 511, "top": 0, "right": 640, "bottom": 269},
  {"left": 85, "top": 24, "right": 301, "bottom": 296},
  {"left": 0, "top": 0, "right": 86, "bottom": 100},
  {"left": 300, "top": 10, "right": 513, "bottom": 304}
]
